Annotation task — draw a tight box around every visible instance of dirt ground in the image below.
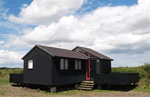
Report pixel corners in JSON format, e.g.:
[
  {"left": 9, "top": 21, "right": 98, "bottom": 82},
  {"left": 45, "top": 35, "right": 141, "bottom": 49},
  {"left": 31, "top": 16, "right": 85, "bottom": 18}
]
[{"left": 0, "top": 84, "right": 150, "bottom": 97}]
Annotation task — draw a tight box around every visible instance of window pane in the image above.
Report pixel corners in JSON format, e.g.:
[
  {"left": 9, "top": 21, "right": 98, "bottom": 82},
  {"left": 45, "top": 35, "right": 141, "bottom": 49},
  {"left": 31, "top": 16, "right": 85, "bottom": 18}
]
[
  {"left": 65, "top": 59, "right": 68, "bottom": 69},
  {"left": 79, "top": 60, "right": 81, "bottom": 70},
  {"left": 84, "top": 51, "right": 88, "bottom": 56},
  {"left": 75, "top": 48, "right": 78, "bottom": 52},
  {"left": 79, "top": 48, "right": 83, "bottom": 53},
  {"left": 75, "top": 60, "right": 78, "bottom": 70},
  {"left": 60, "top": 59, "right": 64, "bottom": 70},
  {"left": 28, "top": 60, "right": 33, "bottom": 69}
]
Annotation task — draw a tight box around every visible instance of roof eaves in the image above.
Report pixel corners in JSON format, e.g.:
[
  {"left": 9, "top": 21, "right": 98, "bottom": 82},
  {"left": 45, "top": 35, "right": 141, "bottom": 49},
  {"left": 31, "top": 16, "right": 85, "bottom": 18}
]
[
  {"left": 54, "top": 55, "right": 87, "bottom": 60},
  {"left": 72, "top": 46, "right": 78, "bottom": 51}
]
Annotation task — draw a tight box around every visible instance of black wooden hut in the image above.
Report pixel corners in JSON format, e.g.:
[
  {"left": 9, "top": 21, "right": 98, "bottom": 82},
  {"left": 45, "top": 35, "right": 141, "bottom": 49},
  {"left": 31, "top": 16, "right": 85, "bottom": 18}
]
[{"left": 10, "top": 45, "right": 139, "bottom": 92}]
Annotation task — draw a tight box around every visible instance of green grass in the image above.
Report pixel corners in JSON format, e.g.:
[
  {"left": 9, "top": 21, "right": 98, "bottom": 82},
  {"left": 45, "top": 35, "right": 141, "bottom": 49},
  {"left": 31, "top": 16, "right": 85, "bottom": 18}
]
[
  {"left": 132, "top": 88, "right": 150, "bottom": 94},
  {"left": 37, "top": 89, "right": 84, "bottom": 95},
  {"left": 0, "top": 68, "right": 23, "bottom": 78},
  {"left": 1, "top": 63, "right": 150, "bottom": 95},
  {"left": 0, "top": 79, "right": 9, "bottom": 85},
  {"left": 0, "top": 90, "right": 6, "bottom": 95},
  {"left": 93, "top": 89, "right": 115, "bottom": 92},
  {"left": 37, "top": 89, "right": 112, "bottom": 95}
]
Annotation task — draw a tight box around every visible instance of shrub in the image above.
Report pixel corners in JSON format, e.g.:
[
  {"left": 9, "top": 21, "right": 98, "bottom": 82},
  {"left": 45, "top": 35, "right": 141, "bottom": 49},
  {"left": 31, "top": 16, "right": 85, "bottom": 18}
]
[
  {"left": 138, "top": 62, "right": 150, "bottom": 79},
  {"left": 112, "top": 67, "right": 148, "bottom": 78}
]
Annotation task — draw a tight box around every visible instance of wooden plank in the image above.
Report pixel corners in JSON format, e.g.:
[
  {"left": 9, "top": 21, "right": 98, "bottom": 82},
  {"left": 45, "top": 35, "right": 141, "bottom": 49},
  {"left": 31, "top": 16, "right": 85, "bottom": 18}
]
[
  {"left": 82, "top": 81, "right": 94, "bottom": 83},
  {"left": 81, "top": 83, "right": 95, "bottom": 85},
  {"left": 78, "top": 87, "right": 92, "bottom": 90},
  {"left": 79, "top": 85, "right": 94, "bottom": 88}
]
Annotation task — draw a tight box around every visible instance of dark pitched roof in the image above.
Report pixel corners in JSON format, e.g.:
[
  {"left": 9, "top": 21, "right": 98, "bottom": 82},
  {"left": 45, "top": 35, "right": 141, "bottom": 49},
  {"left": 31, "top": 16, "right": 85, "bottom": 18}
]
[
  {"left": 72, "top": 46, "right": 114, "bottom": 61},
  {"left": 22, "top": 45, "right": 88, "bottom": 60}
]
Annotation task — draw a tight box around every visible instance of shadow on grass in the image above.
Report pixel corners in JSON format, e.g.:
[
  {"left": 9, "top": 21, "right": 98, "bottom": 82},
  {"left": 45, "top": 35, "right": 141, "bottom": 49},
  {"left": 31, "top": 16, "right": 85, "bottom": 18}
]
[
  {"left": 11, "top": 83, "right": 76, "bottom": 93},
  {"left": 99, "top": 85, "right": 138, "bottom": 92},
  {"left": 11, "top": 83, "right": 138, "bottom": 93}
]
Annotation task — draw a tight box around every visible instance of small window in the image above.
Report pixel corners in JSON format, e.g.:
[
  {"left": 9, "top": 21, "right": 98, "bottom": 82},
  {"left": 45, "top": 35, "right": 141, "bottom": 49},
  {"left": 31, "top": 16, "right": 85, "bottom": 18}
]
[
  {"left": 75, "top": 60, "right": 78, "bottom": 70},
  {"left": 28, "top": 60, "right": 33, "bottom": 69},
  {"left": 60, "top": 59, "right": 64, "bottom": 70},
  {"left": 60, "top": 59, "right": 69, "bottom": 70},
  {"left": 79, "top": 48, "right": 83, "bottom": 53},
  {"left": 65, "top": 59, "right": 69, "bottom": 70},
  {"left": 75, "top": 60, "right": 82, "bottom": 70},
  {"left": 79, "top": 60, "right": 82, "bottom": 70},
  {"left": 84, "top": 51, "right": 88, "bottom": 56},
  {"left": 75, "top": 48, "right": 78, "bottom": 52}
]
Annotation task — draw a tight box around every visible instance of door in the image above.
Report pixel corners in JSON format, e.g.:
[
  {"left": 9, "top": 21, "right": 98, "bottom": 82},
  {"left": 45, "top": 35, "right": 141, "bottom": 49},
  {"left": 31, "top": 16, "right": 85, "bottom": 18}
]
[
  {"left": 90, "top": 60, "right": 96, "bottom": 78},
  {"left": 86, "top": 60, "right": 90, "bottom": 80},
  {"left": 96, "top": 60, "right": 100, "bottom": 74}
]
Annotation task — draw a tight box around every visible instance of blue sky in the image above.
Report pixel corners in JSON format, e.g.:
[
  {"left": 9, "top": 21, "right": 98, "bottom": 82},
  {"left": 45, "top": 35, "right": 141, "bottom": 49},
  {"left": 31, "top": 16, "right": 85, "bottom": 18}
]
[{"left": 0, "top": 0, "right": 150, "bottom": 68}]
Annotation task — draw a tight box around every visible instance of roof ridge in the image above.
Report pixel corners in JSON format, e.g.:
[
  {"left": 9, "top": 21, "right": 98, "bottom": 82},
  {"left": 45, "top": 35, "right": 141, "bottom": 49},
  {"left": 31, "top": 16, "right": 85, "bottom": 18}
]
[
  {"left": 36, "top": 45, "right": 54, "bottom": 57},
  {"left": 37, "top": 44, "right": 73, "bottom": 52}
]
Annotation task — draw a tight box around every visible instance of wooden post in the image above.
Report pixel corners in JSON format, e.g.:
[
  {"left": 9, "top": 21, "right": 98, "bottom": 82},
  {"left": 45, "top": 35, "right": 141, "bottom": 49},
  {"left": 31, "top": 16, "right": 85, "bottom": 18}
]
[
  {"left": 48, "top": 86, "right": 57, "bottom": 93},
  {"left": 74, "top": 84, "right": 79, "bottom": 90}
]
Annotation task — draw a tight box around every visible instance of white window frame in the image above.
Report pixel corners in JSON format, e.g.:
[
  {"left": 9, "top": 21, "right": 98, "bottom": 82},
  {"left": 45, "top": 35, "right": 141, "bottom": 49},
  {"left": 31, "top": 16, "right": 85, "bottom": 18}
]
[
  {"left": 75, "top": 60, "right": 82, "bottom": 70},
  {"left": 60, "top": 59, "right": 69, "bottom": 70},
  {"left": 60, "top": 59, "right": 64, "bottom": 70},
  {"left": 28, "top": 60, "right": 33, "bottom": 69},
  {"left": 75, "top": 60, "right": 78, "bottom": 70}
]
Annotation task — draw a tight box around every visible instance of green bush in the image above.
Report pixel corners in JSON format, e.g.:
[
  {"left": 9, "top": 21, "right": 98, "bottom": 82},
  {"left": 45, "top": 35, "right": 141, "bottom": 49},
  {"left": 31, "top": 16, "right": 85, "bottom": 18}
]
[
  {"left": 0, "top": 68, "right": 23, "bottom": 78},
  {"left": 112, "top": 67, "right": 148, "bottom": 78},
  {"left": 138, "top": 62, "right": 150, "bottom": 79}
]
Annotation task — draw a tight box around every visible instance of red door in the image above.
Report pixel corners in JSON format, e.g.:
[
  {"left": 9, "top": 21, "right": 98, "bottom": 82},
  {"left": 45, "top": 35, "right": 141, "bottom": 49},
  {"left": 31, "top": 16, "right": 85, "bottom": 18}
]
[{"left": 86, "top": 60, "right": 90, "bottom": 80}]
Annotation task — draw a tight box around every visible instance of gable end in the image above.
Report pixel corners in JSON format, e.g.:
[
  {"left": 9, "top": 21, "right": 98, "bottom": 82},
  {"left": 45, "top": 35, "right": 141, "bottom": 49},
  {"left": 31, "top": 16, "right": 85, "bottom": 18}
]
[{"left": 22, "top": 45, "right": 54, "bottom": 60}]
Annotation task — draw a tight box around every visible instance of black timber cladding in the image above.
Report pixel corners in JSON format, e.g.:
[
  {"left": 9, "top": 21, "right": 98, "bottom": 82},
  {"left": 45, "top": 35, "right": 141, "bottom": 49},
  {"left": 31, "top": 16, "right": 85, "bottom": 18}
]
[
  {"left": 52, "top": 57, "right": 86, "bottom": 86},
  {"left": 94, "top": 73, "right": 139, "bottom": 85},
  {"left": 23, "top": 47, "right": 52, "bottom": 85},
  {"left": 10, "top": 74, "right": 23, "bottom": 84},
  {"left": 100, "top": 59, "right": 111, "bottom": 73}
]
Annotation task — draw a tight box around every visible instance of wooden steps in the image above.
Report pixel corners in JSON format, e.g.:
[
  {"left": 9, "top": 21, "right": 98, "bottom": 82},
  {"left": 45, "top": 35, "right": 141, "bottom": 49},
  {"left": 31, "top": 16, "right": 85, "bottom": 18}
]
[{"left": 78, "top": 80, "right": 95, "bottom": 91}]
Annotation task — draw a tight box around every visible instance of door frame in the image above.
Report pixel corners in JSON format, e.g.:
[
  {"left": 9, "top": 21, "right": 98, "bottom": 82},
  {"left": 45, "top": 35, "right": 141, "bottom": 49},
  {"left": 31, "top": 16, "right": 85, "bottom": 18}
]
[{"left": 86, "top": 60, "right": 90, "bottom": 80}]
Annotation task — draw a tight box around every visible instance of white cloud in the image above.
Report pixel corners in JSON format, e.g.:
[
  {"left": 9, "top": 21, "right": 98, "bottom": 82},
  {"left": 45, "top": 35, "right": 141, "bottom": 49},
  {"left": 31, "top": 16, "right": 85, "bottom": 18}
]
[
  {"left": 5, "top": 0, "right": 150, "bottom": 54},
  {"left": 9, "top": 0, "right": 85, "bottom": 25},
  {"left": 2, "top": 0, "right": 150, "bottom": 68},
  {"left": 0, "top": 40, "right": 4, "bottom": 44},
  {"left": 0, "top": 50, "right": 24, "bottom": 67}
]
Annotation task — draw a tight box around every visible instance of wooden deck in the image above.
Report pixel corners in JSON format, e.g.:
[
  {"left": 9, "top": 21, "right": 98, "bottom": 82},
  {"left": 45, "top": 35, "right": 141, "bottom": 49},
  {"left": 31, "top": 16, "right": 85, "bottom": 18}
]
[{"left": 93, "top": 73, "right": 139, "bottom": 85}]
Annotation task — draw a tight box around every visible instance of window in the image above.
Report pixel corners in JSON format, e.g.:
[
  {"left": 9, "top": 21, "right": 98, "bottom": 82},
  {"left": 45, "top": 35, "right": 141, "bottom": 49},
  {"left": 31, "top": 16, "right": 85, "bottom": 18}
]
[
  {"left": 65, "top": 59, "right": 68, "bottom": 69},
  {"left": 28, "top": 60, "right": 33, "bottom": 69},
  {"left": 75, "top": 48, "right": 78, "bottom": 52},
  {"left": 79, "top": 61, "right": 81, "bottom": 70},
  {"left": 60, "top": 59, "right": 69, "bottom": 70},
  {"left": 75, "top": 60, "right": 82, "bottom": 70},
  {"left": 79, "top": 48, "right": 83, "bottom": 53},
  {"left": 75, "top": 60, "right": 78, "bottom": 70},
  {"left": 60, "top": 59, "right": 64, "bottom": 70},
  {"left": 84, "top": 51, "right": 88, "bottom": 56}
]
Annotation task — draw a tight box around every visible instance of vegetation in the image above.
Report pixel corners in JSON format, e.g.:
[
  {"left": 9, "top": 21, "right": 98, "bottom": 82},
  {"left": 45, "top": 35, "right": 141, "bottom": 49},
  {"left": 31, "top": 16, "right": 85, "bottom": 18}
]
[
  {"left": 0, "top": 68, "right": 23, "bottom": 78},
  {"left": 0, "top": 79, "right": 9, "bottom": 85},
  {"left": 112, "top": 62, "right": 150, "bottom": 89},
  {"left": 1, "top": 63, "right": 150, "bottom": 94}
]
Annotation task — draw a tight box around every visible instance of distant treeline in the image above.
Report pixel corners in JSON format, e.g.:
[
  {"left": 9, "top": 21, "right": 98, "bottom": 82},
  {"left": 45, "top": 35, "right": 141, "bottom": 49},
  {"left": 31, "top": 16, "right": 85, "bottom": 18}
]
[{"left": 0, "top": 67, "right": 23, "bottom": 70}]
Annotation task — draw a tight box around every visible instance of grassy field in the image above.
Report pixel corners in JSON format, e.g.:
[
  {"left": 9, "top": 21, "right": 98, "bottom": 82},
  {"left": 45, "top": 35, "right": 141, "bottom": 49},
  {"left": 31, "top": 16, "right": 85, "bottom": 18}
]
[{"left": 0, "top": 62, "right": 150, "bottom": 95}]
